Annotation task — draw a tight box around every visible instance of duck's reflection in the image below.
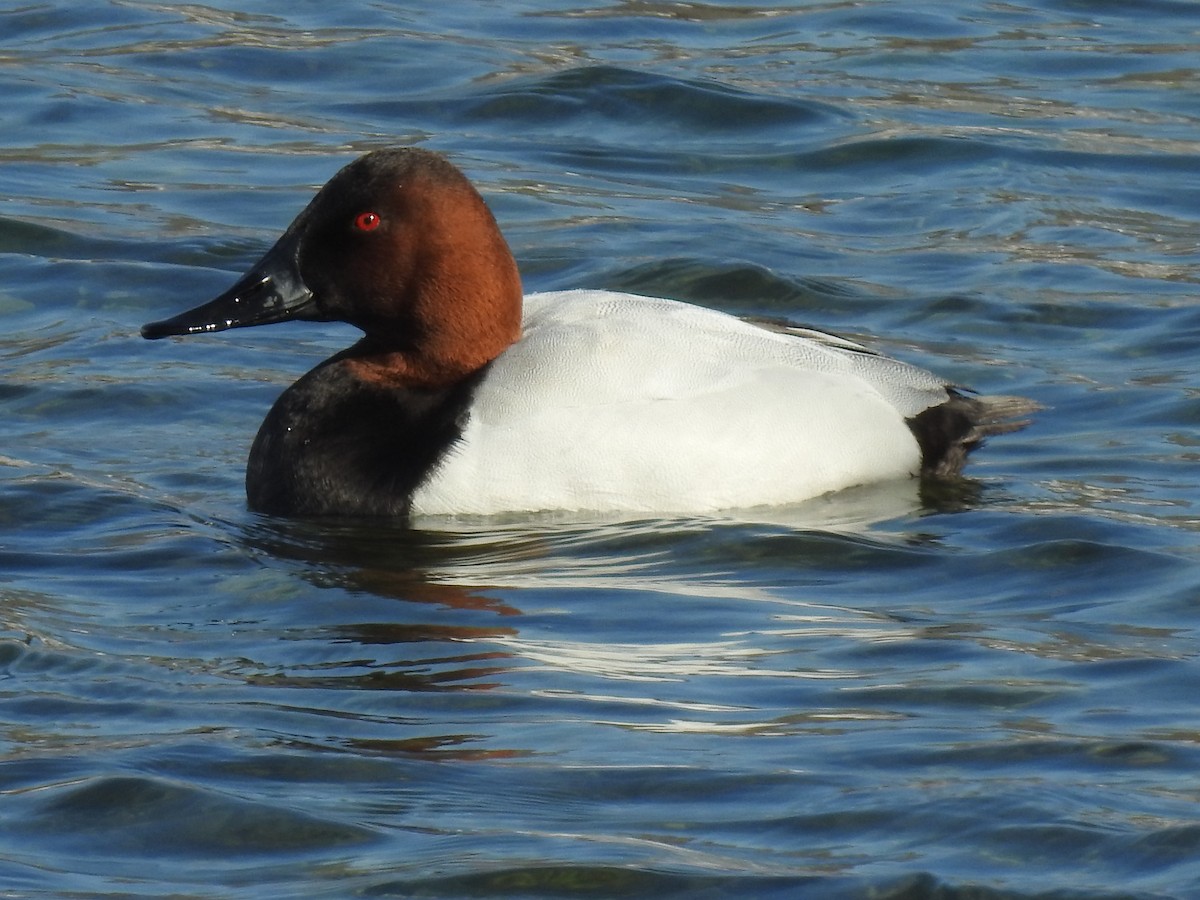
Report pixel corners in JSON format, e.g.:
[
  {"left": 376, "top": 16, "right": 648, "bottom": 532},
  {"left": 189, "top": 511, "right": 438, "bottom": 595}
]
[{"left": 224, "top": 478, "right": 975, "bottom": 759}]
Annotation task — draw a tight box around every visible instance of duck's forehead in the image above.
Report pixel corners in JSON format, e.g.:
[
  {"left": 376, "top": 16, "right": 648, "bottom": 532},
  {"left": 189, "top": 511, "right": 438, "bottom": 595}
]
[
  {"left": 325, "top": 154, "right": 456, "bottom": 208},
  {"left": 299, "top": 152, "right": 479, "bottom": 235},
  {"left": 327, "top": 158, "right": 401, "bottom": 198},
  {"left": 305, "top": 169, "right": 401, "bottom": 225}
]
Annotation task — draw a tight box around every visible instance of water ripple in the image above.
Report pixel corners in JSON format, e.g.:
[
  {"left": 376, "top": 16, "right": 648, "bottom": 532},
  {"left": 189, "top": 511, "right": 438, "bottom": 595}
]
[{"left": 3, "top": 1, "right": 1200, "bottom": 897}]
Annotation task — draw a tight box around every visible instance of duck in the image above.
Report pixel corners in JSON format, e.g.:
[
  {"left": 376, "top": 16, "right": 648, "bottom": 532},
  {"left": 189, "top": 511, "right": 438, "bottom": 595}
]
[{"left": 142, "top": 147, "right": 1037, "bottom": 518}]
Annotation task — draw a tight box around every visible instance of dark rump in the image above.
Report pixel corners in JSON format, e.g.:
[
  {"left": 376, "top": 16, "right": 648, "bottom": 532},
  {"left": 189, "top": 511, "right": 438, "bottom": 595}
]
[{"left": 907, "top": 390, "right": 1040, "bottom": 478}]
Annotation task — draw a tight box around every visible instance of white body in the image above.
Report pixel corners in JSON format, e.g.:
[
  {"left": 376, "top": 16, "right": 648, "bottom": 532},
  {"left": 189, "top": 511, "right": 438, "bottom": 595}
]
[{"left": 411, "top": 290, "right": 950, "bottom": 516}]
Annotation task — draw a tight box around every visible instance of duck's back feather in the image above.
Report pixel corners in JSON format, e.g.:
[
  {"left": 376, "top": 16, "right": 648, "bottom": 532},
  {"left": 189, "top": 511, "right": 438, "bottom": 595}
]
[{"left": 410, "top": 290, "right": 953, "bottom": 515}]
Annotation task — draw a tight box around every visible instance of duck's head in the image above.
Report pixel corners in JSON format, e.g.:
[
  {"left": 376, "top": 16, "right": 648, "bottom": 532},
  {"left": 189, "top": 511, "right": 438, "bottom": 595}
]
[{"left": 143, "top": 148, "right": 523, "bottom": 385}]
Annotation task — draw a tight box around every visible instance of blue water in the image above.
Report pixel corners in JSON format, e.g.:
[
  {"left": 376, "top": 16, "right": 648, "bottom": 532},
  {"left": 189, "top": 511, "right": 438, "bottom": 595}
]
[{"left": 3, "top": 1, "right": 1200, "bottom": 897}]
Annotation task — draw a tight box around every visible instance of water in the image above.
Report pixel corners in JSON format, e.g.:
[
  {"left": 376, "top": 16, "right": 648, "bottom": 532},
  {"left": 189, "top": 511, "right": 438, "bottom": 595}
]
[{"left": 2, "top": 1, "right": 1200, "bottom": 897}]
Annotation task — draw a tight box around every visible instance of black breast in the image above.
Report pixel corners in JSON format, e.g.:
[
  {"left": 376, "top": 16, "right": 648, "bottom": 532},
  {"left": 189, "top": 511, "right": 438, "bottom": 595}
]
[{"left": 246, "top": 360, "right": 488, "bottom": 517}]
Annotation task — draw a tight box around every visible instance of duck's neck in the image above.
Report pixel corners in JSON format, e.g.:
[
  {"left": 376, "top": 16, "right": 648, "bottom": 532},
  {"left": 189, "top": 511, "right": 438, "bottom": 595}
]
[
  {"left": 341, "top": 345, "right": 495, "bottom": 390},
  {"left": 345, "top": 278, "right": 523, "bottom": 390}
]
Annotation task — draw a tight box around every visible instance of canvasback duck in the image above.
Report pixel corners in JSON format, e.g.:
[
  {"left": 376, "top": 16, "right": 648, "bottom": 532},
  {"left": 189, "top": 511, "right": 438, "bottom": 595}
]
[{"left": 142, "top": 148, "right": 1036, "bottom": 518}]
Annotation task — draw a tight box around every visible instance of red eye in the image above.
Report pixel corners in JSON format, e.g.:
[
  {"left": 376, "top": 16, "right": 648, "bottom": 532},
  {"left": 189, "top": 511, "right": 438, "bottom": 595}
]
[{"left": 354, "top": 211, "right": 381, "bottom": 232}]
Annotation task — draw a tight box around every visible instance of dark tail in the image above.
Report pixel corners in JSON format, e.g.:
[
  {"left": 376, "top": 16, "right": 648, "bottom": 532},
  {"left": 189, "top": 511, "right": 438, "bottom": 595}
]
[{"left": 907, "top": 390, "right": 1041, "bottom": 478}]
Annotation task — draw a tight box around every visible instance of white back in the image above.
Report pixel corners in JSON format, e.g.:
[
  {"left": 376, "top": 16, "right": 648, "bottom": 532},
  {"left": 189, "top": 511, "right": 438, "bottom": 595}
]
[{"left": 412, "top": 290, "right": 949, "bottom": 515}]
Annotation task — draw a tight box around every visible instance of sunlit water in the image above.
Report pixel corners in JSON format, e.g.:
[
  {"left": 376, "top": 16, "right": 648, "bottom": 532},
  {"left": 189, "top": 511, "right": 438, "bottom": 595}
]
[{"left": 2, "top": 2, "right": 1200, "bottom": 897}]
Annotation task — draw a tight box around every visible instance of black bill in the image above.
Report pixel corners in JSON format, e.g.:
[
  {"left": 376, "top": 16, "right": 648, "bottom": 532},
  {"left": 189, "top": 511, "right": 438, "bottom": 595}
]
[{"left": 141, "top": 233, "right": 324, "bottom": 340}]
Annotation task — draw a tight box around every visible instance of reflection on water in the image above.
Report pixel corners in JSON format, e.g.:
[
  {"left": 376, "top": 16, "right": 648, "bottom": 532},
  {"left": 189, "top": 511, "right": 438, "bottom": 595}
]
[{"left": 3, "top": 0, "right": 1200, "bottom": 896}]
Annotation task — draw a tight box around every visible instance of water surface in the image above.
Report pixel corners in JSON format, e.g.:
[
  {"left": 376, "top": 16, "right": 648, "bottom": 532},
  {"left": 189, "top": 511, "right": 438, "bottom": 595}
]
[{"left": 2, "top": 1, "right": 1200, "bottom": 897}]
